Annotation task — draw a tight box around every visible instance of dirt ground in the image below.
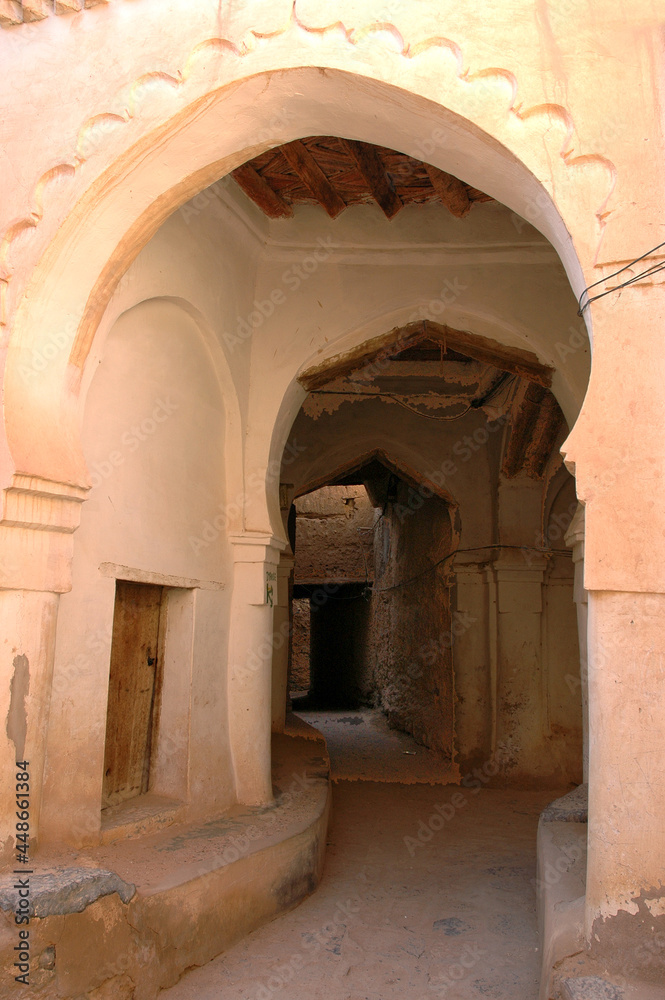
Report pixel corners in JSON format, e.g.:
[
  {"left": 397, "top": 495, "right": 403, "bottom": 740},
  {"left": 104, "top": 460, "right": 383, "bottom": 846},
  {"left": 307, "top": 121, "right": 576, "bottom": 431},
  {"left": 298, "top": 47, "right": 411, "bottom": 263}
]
[
  {"left": 287, "top": 708, "right": 459, "bottom": 784},
  {"left": 161, "top": 710, "right": 560, "bottom": 1000}
]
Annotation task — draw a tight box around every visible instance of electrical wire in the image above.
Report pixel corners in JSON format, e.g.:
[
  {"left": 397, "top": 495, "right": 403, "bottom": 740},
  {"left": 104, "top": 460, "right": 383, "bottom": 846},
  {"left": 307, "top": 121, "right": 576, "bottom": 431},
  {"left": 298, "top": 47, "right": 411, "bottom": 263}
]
[
  {"left": 357, "top": 508, "right": 387, "bottom": 535},
  {"left": 354, "top": 524, "right": 371, "bottom": 584},
  {"left": 388, "top": 395, "right": 472, "bottom": 420},
  {"left": 470, "top": 372, "right": 515, "bottom": 409},
  {"left": 578, "top": 240, "right": 665, "bottom": 315},
  {"left": 297, "top": 584, "right": 371, "bottom": 602}
]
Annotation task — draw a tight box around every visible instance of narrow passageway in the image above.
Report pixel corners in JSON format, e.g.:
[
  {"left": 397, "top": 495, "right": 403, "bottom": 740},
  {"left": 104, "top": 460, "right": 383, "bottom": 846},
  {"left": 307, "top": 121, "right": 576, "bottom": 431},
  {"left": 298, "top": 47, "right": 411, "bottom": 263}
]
[
  {"left": 162, "top": 716, "right": 557, "bottom": 1000},
  {"left": 288, "top": 706, "right": 459, "bottom": 783}
]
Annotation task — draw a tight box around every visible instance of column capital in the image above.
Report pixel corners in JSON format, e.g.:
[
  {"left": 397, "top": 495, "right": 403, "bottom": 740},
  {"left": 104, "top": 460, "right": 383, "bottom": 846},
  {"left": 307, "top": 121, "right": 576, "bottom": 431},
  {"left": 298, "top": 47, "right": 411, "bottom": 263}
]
[
  {"left": 492, "top": 548, "right": 549, "bottom": 580},
  {"left": 0, "top": 474, "right": 89, "bottom": 592},
  {"left": 564, "top": 502, "right": 585, "bottom": 558},
  {"left": 2, "top": 474, "right": 88, "bottom": 531},
  {"left": 565, "top": 503, "right": 587, "bottom": 605},
  {"left": 227, "top": 532, "right": 287, "bottom": 565}
]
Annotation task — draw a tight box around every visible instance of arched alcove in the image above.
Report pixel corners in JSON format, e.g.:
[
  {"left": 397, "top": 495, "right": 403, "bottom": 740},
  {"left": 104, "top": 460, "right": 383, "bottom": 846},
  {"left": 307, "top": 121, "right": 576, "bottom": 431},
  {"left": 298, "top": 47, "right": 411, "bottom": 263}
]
[{"left": 2, "top": 67, "right": 591, "bottom": 503}]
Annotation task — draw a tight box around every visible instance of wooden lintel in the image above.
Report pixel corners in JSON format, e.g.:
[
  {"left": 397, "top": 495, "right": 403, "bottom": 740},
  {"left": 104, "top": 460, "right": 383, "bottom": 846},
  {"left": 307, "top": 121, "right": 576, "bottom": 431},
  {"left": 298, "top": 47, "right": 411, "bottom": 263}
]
[
  {"left": 342, "top": 139, "right": 403, "bottom": 219},
  {"left": 231, "top": 163, "right": 294, "bottom": 219},
  {"left": 281, "top": 140, "right": 346, "bottom": 219},
  {"left": 298, "top": 320, "right": 554, "bottom": 393},
  {"left": 523, "top": 394, "right": 565, "bottom": 479},
  {"left": 425, "top": 164, "right": 471, "bottom": 218}
]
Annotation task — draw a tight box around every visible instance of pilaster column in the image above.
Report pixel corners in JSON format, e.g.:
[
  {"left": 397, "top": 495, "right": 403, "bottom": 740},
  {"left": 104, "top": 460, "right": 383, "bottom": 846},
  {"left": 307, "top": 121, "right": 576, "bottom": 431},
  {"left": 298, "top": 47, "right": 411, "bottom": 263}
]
[
  {"left": 585, "top": 590, "right": 665, "bottom": 978},
  {"left": 227, "top": 532, "right": 287, "bottom": 806},
  {"left": 0, "top": 474, "right": 87, "bottom": 862},
  {"left": 565, "top": 284, "right": 665, "bottom": 975},
  {"left": 452, "top": 557, "right": 491, "bottom": 766},
  {"left": 564, "top": 503, "right": 588, "bottom": 782},
  {"left": 271, "top": 553, "right": 294, "bottom": 733},
  {"left": 493, "top": 551, "right": 548, "bottom": 772}
]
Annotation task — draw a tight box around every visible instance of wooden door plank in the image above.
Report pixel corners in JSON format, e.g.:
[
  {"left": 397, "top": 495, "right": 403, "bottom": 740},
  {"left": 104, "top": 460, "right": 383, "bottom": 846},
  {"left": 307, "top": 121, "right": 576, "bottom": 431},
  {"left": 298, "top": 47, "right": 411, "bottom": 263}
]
[{"left": 102, "top": 581, "right": 163, "bottom": 807}]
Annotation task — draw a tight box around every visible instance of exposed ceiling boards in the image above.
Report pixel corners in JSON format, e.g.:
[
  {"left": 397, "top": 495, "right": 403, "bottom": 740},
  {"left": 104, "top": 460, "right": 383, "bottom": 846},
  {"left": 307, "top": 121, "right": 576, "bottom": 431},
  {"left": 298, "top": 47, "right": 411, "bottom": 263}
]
[
  {"left": 298, "top": 322, "right": 564, "bottom": 480},
  {"left": 230, "top": 131, "right": 565, "bottom": 480},
  {"left": 231, "top": 137, "right": 493, "bottom": 220}
]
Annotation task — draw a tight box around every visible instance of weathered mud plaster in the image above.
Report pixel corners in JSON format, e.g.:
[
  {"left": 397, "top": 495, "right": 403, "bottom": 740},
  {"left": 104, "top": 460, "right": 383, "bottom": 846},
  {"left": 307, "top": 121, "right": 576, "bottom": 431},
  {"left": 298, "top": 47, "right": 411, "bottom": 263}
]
[
  {"left": 6, "top": 653, "right": 29, "bottom": 763},
  {"left": 585, "top": 590, "right": 665, "bottom": 977},
  {"left": 537, "top": 785, "right": 588, "bottom": 1000},
  {"left": 0, "top": 734, "right": 330, "bottom": 1000},
  {"left": 370, "top": 484, "right": 455, "bottom": 755},
  {"left": 590, "top": 893, "right": 665, "bottom": 985},
  {"left": 0, "top": 591, "right": 59, "bottom": 857},
  {"left": 293, "top": 486, "right": 376, "bottom": 585}
]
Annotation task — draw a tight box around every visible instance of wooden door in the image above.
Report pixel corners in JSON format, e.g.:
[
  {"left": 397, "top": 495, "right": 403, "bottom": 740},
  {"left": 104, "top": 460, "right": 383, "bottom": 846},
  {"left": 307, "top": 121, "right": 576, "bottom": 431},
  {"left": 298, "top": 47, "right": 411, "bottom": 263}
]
[{"left": 102, "top": 581, "right": 164, "bottom": 807}]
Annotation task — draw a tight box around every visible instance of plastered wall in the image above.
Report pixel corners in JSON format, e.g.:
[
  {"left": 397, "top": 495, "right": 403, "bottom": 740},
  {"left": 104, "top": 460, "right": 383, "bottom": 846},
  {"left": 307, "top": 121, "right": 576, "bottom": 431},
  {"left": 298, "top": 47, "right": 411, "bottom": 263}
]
[
  {"left": 0, "top": 0, "right": 663, "bottom": 971},
  {"left": 21, "top": 150, "right": 587, "bottom": 847},
  {"left": 368, "top": 485, "right": 455, "bottom": 756},
  {"left": 40, "top": 297, "right": 234, "bottom": 843}
]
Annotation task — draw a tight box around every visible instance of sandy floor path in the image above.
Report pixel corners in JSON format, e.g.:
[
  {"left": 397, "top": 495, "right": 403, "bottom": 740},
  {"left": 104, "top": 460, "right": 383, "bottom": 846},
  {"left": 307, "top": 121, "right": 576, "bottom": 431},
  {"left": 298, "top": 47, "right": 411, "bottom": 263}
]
[{"left": 162, "top": 711, "right": 556, "bottom": 1000}]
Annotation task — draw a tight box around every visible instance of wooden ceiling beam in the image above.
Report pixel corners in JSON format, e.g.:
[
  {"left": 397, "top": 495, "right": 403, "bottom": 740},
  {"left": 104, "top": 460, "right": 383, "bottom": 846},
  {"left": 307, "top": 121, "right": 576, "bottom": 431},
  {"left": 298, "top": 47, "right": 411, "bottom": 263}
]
[
  {"left": 422, "top": 323, "right": 553, "bottom": 388},
  {"left": 342, "top": 139, "right": 403, "bottom": 219},
  {"left": 502, "top": 382, "right": 548, "bottom": 478},
  {"left": 280, "top": 140, "right": 347, "bottom": 219},
  {"left": 523, "top": 393, "right": 565, "bottom": 479},
  {"left": 231, "top": 163, "right": 293, "bottom": 219},
  {"left": 424, "top": 164, "right": 471, "bottom": 218}
]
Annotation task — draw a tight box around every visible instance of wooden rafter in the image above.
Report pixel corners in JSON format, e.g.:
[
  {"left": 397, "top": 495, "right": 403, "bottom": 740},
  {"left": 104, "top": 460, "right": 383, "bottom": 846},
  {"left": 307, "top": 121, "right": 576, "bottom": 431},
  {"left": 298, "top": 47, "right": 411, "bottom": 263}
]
[
  {"left": 342, "top": 139, "right": 403, "bottom": 219},
  {"left": 231, "top": 163, "right": 293, "bottom": 219},
  {"left": 424, "top": 164, "right": 471, "bottom": 218},
  {"left": 523, "top": 393, "right": 565, "bottom": 478},
  {"left": 422, "top": 323, "right": 553, "bottom": 387},
  {"left": 280, "top": 140, "right": 346, "bottom": 218},
  {"left": 502, "top": 382, "right": 548, "bottom": 478},
  {"left": 231, "top": 136, "right": 493, "bottom": 219}
]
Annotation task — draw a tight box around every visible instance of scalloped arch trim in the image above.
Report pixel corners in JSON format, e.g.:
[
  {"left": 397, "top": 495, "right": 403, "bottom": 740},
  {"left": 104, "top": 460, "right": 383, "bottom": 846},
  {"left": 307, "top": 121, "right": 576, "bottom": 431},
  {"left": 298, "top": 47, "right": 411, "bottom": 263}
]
[{"left": 0, "top": 1, "right": 616, "bottom": 324}]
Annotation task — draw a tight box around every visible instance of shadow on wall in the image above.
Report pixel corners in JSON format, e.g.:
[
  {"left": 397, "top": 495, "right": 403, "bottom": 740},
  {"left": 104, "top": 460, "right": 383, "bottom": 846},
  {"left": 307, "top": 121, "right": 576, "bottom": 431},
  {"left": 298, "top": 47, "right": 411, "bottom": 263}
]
[{"left": 288, "top": 480, "right": 457, "bottom": 761}]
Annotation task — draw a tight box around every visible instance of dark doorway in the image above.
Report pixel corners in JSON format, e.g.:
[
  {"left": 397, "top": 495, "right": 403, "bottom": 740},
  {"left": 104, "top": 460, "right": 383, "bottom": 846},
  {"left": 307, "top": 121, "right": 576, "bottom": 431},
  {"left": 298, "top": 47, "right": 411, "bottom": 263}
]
[{"left": 298, "top": 582, "right": 371, "bottom": 709}]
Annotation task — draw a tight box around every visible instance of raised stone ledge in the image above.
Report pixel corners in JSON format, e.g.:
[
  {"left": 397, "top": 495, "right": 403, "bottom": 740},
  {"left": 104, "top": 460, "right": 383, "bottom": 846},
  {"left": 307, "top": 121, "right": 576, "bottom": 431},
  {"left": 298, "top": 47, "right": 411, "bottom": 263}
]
[
  {"left": 0, "top": 868, "right": 135, "bottom": 917},
  {"left": 540, "top": 782, "right": 588, "bottom": 823},
  {"left": 537, "top": 810, "right": 588, "bottom": 1000},
  {"left": 0, "top": 732, "right": 330, "bottom": 999},
  {"left": 561, "top": 977, "right": 624, "bottom": 1000}
]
